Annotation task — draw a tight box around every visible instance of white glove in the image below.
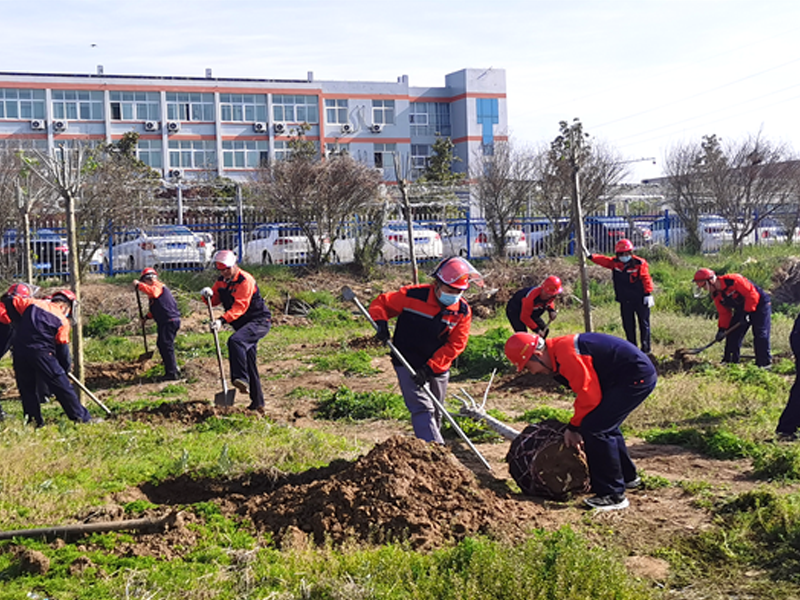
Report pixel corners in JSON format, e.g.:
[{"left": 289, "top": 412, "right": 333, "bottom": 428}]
[
  {"left": 210, "top": 318, "right": 223, "bottom": 332},
  {"left": 200, "top": 287, "right": 213, "bottom": 299},
  {"left": 644, "top": 295, "right": 655, "bottom": 308}
]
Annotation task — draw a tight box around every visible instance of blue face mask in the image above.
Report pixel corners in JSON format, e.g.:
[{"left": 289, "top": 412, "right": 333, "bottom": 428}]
[
  {"left": 618, "top": 254, "right": 632, "bottom": 263},
  {"left": 437, "top": 290, "right": 462, "bottom": 306}
]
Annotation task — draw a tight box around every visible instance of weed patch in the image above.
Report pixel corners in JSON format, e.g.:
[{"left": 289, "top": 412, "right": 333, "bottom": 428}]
[
  {"left": 311, "top": 349, "right": 380, "bottom": 376},
  {"left": 314, "top": 387, "right": 408, "bottom": 421}
]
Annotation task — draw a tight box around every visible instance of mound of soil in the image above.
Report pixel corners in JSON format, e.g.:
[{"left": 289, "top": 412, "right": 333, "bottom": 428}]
[{"left": 239, "top": 436, "right": 543, "bottom": 550}]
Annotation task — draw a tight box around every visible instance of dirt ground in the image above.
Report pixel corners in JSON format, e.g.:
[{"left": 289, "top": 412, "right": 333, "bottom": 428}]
[{"left": 9, "top": 271, "right": 799, "bottom": 581}]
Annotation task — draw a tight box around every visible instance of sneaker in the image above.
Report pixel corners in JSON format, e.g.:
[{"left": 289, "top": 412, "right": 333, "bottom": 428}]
[
  {"left": 233, "top": 379, "right": 250, "bottom": 394},
  {"left": 625, "top": 476, "right": 642, "bottom": 490},
  {"left": 584, "top": 494, "right": 629, "bottom": 511}
]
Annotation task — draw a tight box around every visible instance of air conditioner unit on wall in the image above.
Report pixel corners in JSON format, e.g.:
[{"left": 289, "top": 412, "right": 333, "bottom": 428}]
[
  {"left": 369, "top": 123, "right": 383, "bottom": 134},
  {"left": 166, "top": 121, "right": 181, "bottom": 133},
  {"left": 341, "top": 123, "right": 354, "bottom": 134},
  {"left": 168, "top": 169, "right": 183, "bottom": 179},
  {"left": 273, "top": 122, "right": 287, "bottom": 134},
  {"left": 30, "top": 119, "right": 46, "bottom": 131},
  {"left": 53, "top": 119, "right": 68, "bottom": 132},
  {"left": 144, "top": 121, "right": 160, "bottom": 132},
  {"left": 253, "top": 122, "right": 268, "bottom": 133}
]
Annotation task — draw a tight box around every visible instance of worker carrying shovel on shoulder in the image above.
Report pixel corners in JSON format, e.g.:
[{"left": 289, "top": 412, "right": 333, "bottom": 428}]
[
  {"left": 368, "top": 256, "right": 483, "bottom": 444},
  {"left": 505, "top": 330, "right": 657, "bottom": 511},
  {"left": 134, "top": 268, "right": 181, "bottom": 381},
  {"left": 200, "top": 250, "right": 271, "bottom": 411}
]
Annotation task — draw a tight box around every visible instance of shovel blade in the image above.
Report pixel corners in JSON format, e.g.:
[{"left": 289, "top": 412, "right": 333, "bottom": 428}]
[
  {"left": 214, "top": 389, "right": 236, "bottom": 407},
  {"left": 137, "top": 351, "right": 155, "bottom": 362}
]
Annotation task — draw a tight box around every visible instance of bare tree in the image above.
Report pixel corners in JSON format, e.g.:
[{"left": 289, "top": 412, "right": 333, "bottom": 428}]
[
  {"left": 663, "top": 133, "right": 799, "bottom": 251},
  {"left": 250, "top": 126, "right": 384, "bottom": 269},
  {"left": 471, "top": 140, "right": 539, "bottom": 260}
]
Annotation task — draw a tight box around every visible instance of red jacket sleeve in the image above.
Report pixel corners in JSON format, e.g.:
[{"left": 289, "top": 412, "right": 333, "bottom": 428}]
[
  {"left": 589, "top": 254, "right": 616, "bottom": 269},
  {"left": 137, "top": 280, "right": 164, "bottom": 319},
  {"left": 520, "top": 287, "right": 543, "bottom": 332},
  {"left": 713, "top": 293, "right": 733, "bottom": 329},
  {"left": 216, "top": 270, "right": 257, "bottom": 323},
  {"left": 548, "top": 335, "right": 603, "bottom": 428},
  {"left": 368, "top": 288, "right": 407, "bottom": 322},
  {"left": 638, "top": 258, "right": 654, "bottom": 294},
  {"left": 732, "top": 274, "right": 760, "bottom": 313}
]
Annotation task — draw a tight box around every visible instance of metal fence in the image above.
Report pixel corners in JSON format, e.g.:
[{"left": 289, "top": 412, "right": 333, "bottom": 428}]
[{"left": 3, "top": 209, "right": 796, "bottom": 282}]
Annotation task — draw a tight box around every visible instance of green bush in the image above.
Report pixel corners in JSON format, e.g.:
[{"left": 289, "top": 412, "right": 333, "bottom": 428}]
[
  {"left": 83, "top": 312, "right": 128, "bottom": 338},
  {"left": 314, "top": 386, "right": 408, "bottom": 421},
  {"left": 644, "top": 426, "right": 756, "bottom": 460}
]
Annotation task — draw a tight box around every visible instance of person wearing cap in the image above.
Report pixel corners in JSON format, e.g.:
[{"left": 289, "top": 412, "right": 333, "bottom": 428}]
[
  {"left": 134, "top": 268, "right": 181, "bottom": 381},
  {"left": 588, "top": 238, "right": 654, "bottom": 353},
  {"left": 692, "top": 268, "right": 771, "bottom": 367},
  {"left": 504, "top": 330, "right": 656, "bottom": 511},
  {"left": 200, "top": 250, "right": 272, "bottom": 410},
  {"left": 6, "top": 290, "right": 93, "bottom": 426},
  {"left": 506, "top": 275, "right": 563, "bottom": 338},
  {"left": 0, "top": 283, "right": 34, "bottom": 420},
  {"left": 368, "top": 256, "right": 483, "bottom": 443}
]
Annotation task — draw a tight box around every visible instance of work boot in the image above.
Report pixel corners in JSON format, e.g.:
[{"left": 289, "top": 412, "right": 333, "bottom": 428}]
[
  {"left": 233, "top": 379, "right": 250, "bottom": 394},
  {"left": 625, "top": 476, "right": 642, "bottom": 490},
  {"left": 584, "top": 494, "right": 629, "bottom": 511}
]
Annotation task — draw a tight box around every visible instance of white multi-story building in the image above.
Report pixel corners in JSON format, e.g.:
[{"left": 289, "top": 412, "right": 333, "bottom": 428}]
[{"left": 0, "top": 67, "right": 507, "bottom": 182}]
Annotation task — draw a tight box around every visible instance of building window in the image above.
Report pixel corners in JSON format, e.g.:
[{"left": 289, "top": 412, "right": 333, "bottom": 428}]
[
  {"left": 136, "top": 139, "right": 162, "bottom": 169},
  {"left": 52, "top": 90, "right": 103, "bottom": 120},
  {"left": 325, "top": 99, "right": 348, "bottom": 124},
  {"left": 168, "top": 140, "right": 216, "bottom": 169},
  {"left": 219, "top": 94, "right": 267, "bottom": 122},
  {"left": 272, "top": 94, "right": 319, "bottom": 123},
  {"left": 109, "top": 91, "right": 160, "bottom": 121},
  {"left": 374, "top": 143, "right": 396, "bottom": 178},
  {"left": 273, "top": 141, "right": 290, "bottom": 162},
  {"left": 372, "top": 100, "right": 395, "bottom": 125},
  {"left": 0, "top": 88, "right": 46, "bottom": 120},
  {"left": 222, "top": 140, "right": 269, "bottom": 168},
  {"left": 476, "top": 97, "right": 498, "bottom": 148},
  {"left": 166, "top": 92, "right": 215, "bottom": 122},
  {"left": 0, "top": 138, "right": 47, "bottom": 151},
  {"left": 411, "top": 144, "right": 430, "bottom": 169},
  {"left": 409, "top": 102, "right": 450, "bottom": 136}
]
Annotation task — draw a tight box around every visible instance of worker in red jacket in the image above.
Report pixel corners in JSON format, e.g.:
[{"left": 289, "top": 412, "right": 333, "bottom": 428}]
[
  {"left": 369, "top": 257, "right": 483, "bottom": 443},
  {"left": 505, "top": 330, "right": 657, "bottom": 511},
  {"left": 588, "top": 239, "right": 654, "bottom": 353},
  {"left": 8, "top": 290, "right": 93, "bottom": 427},
  {"left": 0, "top": 282, "right": 35, "bottom": 420},
  {"left": 134, "top": 267, "right": 181, "bottom": 381},
  {"left": 201, "top": 250, "right": 272, "bottom": 410},
  {"left": 693, "top": 268, "right": 771, "bottom": 367},
  {"left": 506, "top": 275, "right": 563, "bottom": 337}
]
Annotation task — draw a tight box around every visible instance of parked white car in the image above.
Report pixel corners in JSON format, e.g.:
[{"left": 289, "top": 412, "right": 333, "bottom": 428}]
[
  {"left": 109, "top": 224, "right": 207, "bottom": 272},
  {"left": 331, "top": 221, "right": 443, "bottom": 264},
  {"left": 442, "top": 221, "right": 527, "bottom": 258},
  {"left": 242, "top": 224, "right": 328, "bottom": 265},
  {"left": 650, "top": 215, "right": 733, "bottom": 252},
  {"left": 195, "top": 232, "right": 216, "bottom": 264}
]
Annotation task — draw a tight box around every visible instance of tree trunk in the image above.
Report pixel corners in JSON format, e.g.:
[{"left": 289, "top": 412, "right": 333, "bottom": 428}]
[
  {"left": 66, "top": 190, "right": 85, "bottom": 390},
  {"left": 571, "top": 165, "right": 593, "bottom": 332}
]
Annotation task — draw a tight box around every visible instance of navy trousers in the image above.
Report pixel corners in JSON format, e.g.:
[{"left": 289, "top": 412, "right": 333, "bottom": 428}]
[
  {"left": 14, "top": 351, "right": 91, "bottom": 426},
  {"left": 228, "top": 319, "right": 270, "bottom": 407},
  {"left": 156, "top": 318, "right": 181, "bottom": 378},
  {"left": 619, "top": 299, "right": 651, "bottom": 353},
  {"left": 723, "top": 294, "right": 772, "bottom": 367},
  {"left": 579, "top": 374, "right": 656, "bottom": 497},
  {"left": 777, "top": 323, "right": 800, "bottom": 435}
]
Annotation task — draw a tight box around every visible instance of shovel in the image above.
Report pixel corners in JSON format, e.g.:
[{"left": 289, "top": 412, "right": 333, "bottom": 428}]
[
  {"left": 67, "top": 372, "right": 112, "bottom": 416},
  {"left": 683, "top": 321, "right": 743, "bottom": 355},
  {"left": 135, "top": 288, "right": 155, "bottom": 361},
  {"left": 204, "top": 296, "right": 236, "bottom": 407},
  {"left": 341, "top": 286, "right": 492, "bottom": 471}
]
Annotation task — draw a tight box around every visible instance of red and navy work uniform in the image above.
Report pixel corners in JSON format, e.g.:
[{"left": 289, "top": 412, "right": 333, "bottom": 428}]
[
  {"left": 369, "top": 284, "right": 471, "bottom": 443},
  {"left": 209, "top": 268, "right": 271, "bottom": 409},
  {"left": 777, "top": 313, "right": 800, "bottom": 438},
  {"left": 547, "top": 332, "right": 657, "bottom": 498},
  {"left": 505, "top": 286, "right": 556, "bottom": 336},
  {"left": 9, "top": 296, "right": 91, "bottom": 426},
  {"left": 589, "top": 253, "right": 654, "bottom": 353},
  {"left": 0, "top": 301, "right": 12, "bottom": 419},
  {"left": 137, "top": 279, "right": 181, "bottom": 379},
  {"left": 711, "top": 273, "right": 771, "bottom": 367}
]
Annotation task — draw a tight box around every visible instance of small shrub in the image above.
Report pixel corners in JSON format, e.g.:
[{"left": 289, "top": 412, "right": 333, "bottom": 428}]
[
  {"left": 314, "top": 387, "right": 408, "bottom": 421},
  {"left": 308, "top": 306, "right": 353, "bottom": 326},
  {"left": 644, "top": 426, "right": 755, "bottom": 460},
  {"left": 83, "top": 312, "right": 128, "bottom": 338},
  {"left": 311, "top": 349, "right": 379, "bottom": 376}
]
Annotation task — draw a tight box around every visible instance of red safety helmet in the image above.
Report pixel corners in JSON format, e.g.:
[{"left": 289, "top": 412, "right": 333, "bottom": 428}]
[
  {"left": 693, "top": 268, "right": 716, "bottom": 283},
  {"left": 430, "top": 257, "right": 484, "bottom": 290},
  {"left": 141, "top": 267, "right": 157, "bottom": 279},
  {"left": 504, "top": 332, "right": 545, "bottom": 372},
  {"left": 615, "top": 238, "right": 634, "bottom": 253},
  {"left": 6, "top": 282, "right": 32, "bottom": 298},
  {"left": 213, "top": 249, "right": 237, "bottom": 270},
  {"left": 541, "top": 275, "right": 563, "bottom": 297}
]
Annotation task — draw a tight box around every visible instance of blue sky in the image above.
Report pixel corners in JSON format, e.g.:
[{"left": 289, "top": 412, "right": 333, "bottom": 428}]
[{"left": 2, "top": 0, "right": 799, "bottom": 182}]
